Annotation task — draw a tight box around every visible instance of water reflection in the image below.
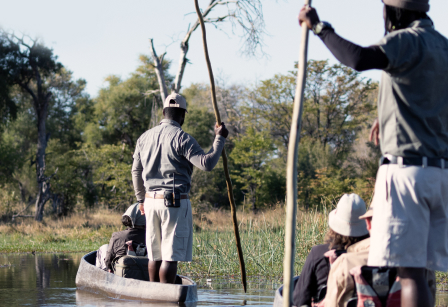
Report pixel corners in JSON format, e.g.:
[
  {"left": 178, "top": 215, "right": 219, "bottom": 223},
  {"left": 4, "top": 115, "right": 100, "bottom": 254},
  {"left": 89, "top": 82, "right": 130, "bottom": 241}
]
[
  {"left": 3, "top": 253, "right": 446, "bottom": 307},
  {"left": 0, "top": 253, "right": 276, "bottom": 306},
  {"left": 77, "top": 289, "right": 204, "bottom": 306},
  {"left": 0, "top": 253, "right": 80, "bottom": 306}
]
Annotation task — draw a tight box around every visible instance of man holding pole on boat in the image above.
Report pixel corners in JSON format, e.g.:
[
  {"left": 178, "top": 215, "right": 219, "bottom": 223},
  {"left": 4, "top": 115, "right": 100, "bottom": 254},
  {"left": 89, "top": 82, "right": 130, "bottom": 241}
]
[
  {"left": 299, "top": 0, "right": 448, "bottom": 306},
  {"left": 132, "top": 93, "right": 228, "bottom": 284}
]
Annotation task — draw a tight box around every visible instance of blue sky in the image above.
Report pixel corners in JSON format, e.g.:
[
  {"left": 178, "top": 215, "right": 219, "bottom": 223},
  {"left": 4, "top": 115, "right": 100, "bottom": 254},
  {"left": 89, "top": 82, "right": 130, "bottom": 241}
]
[{"left": 1, "top": 0, "right": 447, "bottom": 97}]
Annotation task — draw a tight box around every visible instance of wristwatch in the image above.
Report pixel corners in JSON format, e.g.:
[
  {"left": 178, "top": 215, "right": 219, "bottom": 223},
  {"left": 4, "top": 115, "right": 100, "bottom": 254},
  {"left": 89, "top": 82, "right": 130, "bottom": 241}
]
[{"left": 312, "top": 21, "right": 333, "bottom": 35}]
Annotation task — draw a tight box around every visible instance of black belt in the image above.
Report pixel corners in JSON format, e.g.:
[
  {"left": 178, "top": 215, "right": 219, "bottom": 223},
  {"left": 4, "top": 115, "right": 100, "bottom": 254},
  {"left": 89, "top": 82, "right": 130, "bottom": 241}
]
[{"left": 380, "top": 155, "right": 448, "bottom": 169}]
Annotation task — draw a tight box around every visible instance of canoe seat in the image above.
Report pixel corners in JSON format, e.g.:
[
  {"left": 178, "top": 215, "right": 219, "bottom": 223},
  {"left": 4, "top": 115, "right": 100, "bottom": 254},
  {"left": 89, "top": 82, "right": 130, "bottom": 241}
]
[{"left": 113, "top": 255, "right": 149, "bottom": 281}]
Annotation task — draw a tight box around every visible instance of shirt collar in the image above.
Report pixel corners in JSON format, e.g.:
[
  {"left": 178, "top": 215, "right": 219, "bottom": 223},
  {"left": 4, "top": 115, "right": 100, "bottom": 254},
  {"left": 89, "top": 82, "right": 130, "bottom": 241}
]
[
  {"left": 347, "top": 237, "right": 370, "bottom": 253},
  {"left": 160, "top": 118, "right": 181, "bottom": 128},
  {"left": 410, "top": 18, "right": 434, "bottom": 29}
]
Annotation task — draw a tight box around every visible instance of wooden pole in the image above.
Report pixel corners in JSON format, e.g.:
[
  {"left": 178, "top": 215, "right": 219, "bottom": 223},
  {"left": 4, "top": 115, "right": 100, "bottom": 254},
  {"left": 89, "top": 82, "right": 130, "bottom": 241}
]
[
  {"left": 283, "top": 1, "right": 312, "bottom": 306},
  {"left": 194, "top": 0, "right": 247, "bottom": 293}
]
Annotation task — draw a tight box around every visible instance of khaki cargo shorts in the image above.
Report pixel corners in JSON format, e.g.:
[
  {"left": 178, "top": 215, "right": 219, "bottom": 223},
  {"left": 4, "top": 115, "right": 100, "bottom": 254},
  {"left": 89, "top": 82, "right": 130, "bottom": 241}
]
[
  {"left": 144, "top": 197, "right": 193, "bottom": 262},
  {"left": 368, "top": 164, "right": 448, "bottom": 271}
]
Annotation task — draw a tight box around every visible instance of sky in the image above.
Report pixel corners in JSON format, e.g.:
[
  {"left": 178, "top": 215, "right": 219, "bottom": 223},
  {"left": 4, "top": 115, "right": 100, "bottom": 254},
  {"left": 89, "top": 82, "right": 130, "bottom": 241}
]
[{"left": 1, "top": 0, "right": 448, "bottom": 98}]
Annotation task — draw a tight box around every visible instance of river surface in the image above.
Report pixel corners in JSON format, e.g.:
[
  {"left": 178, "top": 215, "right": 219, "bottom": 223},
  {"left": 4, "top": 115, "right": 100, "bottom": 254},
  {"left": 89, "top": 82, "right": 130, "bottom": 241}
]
[
  {"left": 2, "top": 253, "right": 448, "bottom": 306},
  {"left": 0, "top": 253, "right": 278, "bottom": 306}
]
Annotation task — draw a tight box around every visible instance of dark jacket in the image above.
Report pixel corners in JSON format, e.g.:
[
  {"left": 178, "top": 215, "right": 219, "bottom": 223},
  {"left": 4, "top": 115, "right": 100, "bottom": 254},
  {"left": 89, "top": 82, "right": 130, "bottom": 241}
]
[
  {"left": 293, "top": 244, "right": 331, "bottom": 307},
  {"left": 104, "top": 228, "right": 146, "bottom": 271}
]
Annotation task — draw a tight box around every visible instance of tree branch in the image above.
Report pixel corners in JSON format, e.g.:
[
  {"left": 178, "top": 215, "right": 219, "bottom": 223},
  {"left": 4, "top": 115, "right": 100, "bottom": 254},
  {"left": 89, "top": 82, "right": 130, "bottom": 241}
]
[
  {"left": 149, "top": 38, "right": 168, "bottom": 102},
  {"left": 12, "top": 198, "right": 36, "bottom": 221},
  {"left": 17, "top": 81, "right": 38, "bottom": 103},
  {"left": 173, "top": 0, "right": 232, "bottom": 93}
]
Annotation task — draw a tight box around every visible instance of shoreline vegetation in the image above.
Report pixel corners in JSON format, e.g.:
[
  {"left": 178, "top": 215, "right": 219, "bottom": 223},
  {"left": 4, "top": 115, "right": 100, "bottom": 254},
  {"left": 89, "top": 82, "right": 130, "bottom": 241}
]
[{"left": 2, "top": 205, "right": 448, "bottom": 290}]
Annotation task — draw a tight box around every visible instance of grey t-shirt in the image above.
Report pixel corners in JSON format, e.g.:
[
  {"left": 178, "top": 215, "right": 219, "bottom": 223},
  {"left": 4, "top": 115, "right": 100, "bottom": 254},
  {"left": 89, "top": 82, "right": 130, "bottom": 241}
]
[
  {"left": 376, "top": 19, "right": 448, "bottom": 158},
  {"left": 132, "top": 119, "right": 225, "bottom": 201}
]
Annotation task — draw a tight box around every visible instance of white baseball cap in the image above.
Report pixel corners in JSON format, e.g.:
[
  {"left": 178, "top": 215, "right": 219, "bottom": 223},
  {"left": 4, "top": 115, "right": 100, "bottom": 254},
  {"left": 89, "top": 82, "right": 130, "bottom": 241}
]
[
  {"left": 163, "top": 93, "right": 188, "bottom": 112},
  {"left": 328, "top": 194, "right": 369, "bottom": 237}
]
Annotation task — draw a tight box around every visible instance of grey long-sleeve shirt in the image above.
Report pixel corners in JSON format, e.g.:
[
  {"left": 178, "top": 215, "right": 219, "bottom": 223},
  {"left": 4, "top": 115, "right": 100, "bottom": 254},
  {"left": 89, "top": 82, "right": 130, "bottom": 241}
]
[{"left": 132, "top": 119, "right": 226, "bottom": 202}]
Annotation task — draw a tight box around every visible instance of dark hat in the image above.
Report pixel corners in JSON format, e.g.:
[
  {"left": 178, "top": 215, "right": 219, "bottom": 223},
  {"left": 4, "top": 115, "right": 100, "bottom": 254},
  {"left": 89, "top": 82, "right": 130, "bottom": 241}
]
[
  {"left": 382, "top": 0, "right": 430, "bottom": 12},
  {"left": 123, "top": 203, "right": 146, "bottom": 227}
]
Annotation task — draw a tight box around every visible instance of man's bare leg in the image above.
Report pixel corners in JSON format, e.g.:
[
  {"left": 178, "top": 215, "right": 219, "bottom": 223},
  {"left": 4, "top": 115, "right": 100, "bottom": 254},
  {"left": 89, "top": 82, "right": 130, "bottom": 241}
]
[
  {"left": 159, "top": 261, "right": 178, "bottom": 283},
  {"left": 398, "top": 267, "right": 432, "bottom": 307},
  {"left": 148, "top": 260, "right": 162, "bottom": 282}
]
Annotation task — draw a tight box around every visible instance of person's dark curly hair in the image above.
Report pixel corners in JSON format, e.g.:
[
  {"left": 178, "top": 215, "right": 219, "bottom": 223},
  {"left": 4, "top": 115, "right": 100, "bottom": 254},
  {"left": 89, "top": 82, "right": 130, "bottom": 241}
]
[
  {"left": 325, "top": 228, "right": 369, "bottom": 251},
  {"left": 122, "top": 215, "right": 133, "bottom": 228}
]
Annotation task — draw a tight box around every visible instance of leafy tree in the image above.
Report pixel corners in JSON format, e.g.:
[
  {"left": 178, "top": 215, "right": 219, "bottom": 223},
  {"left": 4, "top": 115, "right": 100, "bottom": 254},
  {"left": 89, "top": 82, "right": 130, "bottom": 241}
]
[
  {"left": 230, "top": 127, "right": 275, "bottom": 211},
  {"left": 83, "top": 56, "right": 169, "bottom": 148},
  {"left": 249, "top": 73, "right": 295, "bottom": 159},
  {"left": 302, "top": 60, "right": 377, "bottom": 158},
  {"left": 0, "top": 33, "right": 88, "bottom": 220},
  {"left": 246, "top": 61, "right": 378, "bottom": 209},
  {"left": 0, "top": 77, "right": 17, "bottom": 128}
]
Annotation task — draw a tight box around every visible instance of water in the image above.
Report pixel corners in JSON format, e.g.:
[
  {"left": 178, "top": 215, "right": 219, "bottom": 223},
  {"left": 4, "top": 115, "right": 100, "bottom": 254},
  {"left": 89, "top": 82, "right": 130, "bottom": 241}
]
[
  {"left": 3, "top": 253, "right": 448, "bottom": 307},
  {"left": 0, "top": 253, "right": 278, "bottom": 306}
]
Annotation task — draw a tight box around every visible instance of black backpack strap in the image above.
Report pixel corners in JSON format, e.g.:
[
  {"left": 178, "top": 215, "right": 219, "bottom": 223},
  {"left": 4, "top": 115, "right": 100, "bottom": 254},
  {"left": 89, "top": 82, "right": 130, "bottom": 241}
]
[{"left": 346, "top": 274, "right": 358, "bottom": 307}]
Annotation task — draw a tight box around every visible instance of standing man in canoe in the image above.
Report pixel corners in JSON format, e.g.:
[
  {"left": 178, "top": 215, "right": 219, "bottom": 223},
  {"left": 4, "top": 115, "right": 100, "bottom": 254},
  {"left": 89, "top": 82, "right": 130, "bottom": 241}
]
[
  {"left": 299, "top": 1, "right": 448, "bottom": 306},
  {"left": 132, "top": 93, "right": 228, "bottom": 283}
]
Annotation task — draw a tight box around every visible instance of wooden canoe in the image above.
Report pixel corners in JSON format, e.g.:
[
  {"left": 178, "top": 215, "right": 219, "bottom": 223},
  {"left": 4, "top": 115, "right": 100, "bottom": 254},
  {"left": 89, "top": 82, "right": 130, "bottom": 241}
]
[
  {"left": 273, "top": 276, "right": 300, "bottom": 307},
  {"left": 76, "top": 251, "right": 197, "bottom": 303}
]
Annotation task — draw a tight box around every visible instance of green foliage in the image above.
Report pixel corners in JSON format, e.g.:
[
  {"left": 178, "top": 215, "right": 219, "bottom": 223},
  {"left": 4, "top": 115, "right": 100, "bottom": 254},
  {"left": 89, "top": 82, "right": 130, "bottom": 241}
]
[
  {"left": 46, "top": 143, "right": 135, "bottom": 214},
  {"left": 183, "top": 105, "right": 216, "bottom": 149},
  {"left": 0, "top": 57, "right": 381, "bottom": 219},
  {"left": 82, "top": 56, "right": 170, "bottom": 148},
  {"left": 250, "top": 73, "right": 295, "bottom": 157},
  {"left": 302, "top": 60, "right": 377, "bottom": 158},
  {"left": 230, "top": 127, "right": 276, "bottom": 209},
  {"left": 46, "top": 68, "right": 89, "bottom": 149}
]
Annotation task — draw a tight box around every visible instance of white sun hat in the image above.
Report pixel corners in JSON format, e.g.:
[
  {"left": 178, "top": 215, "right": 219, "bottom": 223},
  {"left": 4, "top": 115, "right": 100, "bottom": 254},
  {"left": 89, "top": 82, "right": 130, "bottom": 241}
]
[{"left": 328, "top": 194, "right": 369, "bottom": 237}]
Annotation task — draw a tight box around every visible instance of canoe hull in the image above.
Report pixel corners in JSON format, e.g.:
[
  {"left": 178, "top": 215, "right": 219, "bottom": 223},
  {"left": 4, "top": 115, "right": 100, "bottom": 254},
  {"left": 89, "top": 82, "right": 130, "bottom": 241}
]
[
  {"left": 273, "top": 276, "right": 300, "bottom": 307},
  {"left": 76, "top": 251, "right": 197, "bottom": 303}
]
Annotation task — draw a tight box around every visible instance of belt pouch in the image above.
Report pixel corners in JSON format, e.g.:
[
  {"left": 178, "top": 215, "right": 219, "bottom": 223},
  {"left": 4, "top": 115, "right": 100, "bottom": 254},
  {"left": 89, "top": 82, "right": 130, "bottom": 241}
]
[
  {"left": 164, "top": 191, "right": 173, "bottom": 207},
  {"left": 164, "top": 191, "right": 181, "bottom": 207}
]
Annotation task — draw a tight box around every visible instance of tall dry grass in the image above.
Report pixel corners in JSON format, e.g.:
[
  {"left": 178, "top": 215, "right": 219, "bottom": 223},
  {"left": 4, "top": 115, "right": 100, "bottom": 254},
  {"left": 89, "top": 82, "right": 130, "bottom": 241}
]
[
  {"left": 0, "top": 210, "right": 124, "bottom": 253},
  {"left": 179, "top": 203, "right": 330, "bottom": 281},
  {"left": 0, "top": 204, "right": 330, "bottom": 281}
]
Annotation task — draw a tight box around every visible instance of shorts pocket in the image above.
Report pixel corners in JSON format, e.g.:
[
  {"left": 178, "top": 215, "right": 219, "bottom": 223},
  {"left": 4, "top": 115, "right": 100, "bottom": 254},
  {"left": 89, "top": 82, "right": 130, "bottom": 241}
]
[
  {"left": 174, "top": 230, "right": 189, "bottom": 250},
  {"left": 388, "top": 218, "right": 408, "bottom": 236}
]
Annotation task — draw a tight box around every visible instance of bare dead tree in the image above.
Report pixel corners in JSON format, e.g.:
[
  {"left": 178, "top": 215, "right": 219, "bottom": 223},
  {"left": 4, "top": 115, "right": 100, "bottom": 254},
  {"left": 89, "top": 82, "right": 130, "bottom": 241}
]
[{"left": 149, "top": 0, "right": 265, "bottom": 99}]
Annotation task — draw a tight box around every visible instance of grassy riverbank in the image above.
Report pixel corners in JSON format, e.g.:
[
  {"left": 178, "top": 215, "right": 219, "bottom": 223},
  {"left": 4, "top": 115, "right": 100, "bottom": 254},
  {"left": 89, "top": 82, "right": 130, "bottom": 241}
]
[
  {"left": 0, "top": 205, "right": 325, "bottom": 279},
  {"left": 1, "top": 205, "right": 448, "bottom": 287}
]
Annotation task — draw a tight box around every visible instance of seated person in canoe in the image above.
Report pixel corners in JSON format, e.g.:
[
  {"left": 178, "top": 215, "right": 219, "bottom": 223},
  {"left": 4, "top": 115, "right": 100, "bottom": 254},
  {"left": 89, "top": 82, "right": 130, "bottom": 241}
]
[
  {"left": 95, "top": 203, "right": 146, "bottom": 272},
  {"left": 293, "top": 194, "right": 369, "bottom": 307},
  {"left": 324, "top": 204, "right": 436, "bottom": 307}
]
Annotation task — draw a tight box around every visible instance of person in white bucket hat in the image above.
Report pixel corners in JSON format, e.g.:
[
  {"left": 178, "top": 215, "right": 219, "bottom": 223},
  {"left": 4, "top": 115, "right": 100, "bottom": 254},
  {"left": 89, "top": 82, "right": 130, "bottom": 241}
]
[
  {"left": 328, "top": 194, "right": 369, "bottom": 238},
  {"left": 293, "top": 194, "right": 368, "bottom": 307}
]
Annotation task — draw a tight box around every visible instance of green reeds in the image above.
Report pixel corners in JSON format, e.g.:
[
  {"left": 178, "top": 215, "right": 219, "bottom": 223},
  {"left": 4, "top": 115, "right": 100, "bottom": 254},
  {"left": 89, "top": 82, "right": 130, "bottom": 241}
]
[{"left": 179, "top": 207, "right": 329, "bottom": 282}]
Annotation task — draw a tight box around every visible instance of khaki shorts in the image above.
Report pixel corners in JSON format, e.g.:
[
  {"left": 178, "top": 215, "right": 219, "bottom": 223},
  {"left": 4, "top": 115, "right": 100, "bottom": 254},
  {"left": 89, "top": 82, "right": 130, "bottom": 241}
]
[
  {"left": 144, "top": 197, "right": 193, "bottom": 262},
  {"left": 368, "top": 164, "right": 448, "bottom": 271}
]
